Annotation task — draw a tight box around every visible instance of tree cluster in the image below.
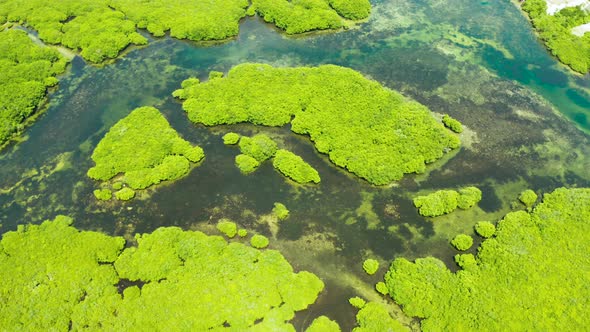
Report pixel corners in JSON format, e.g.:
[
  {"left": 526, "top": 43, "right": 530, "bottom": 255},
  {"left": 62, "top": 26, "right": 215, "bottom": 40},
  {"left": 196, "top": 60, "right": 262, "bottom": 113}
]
[
  {"left": 87, "top": 106, "right": 204, "bottom": 200},
  {"left": 413, "top": 186, "right": 482, "bottom": 217},
  {"left": 385, "top": 187, "right": 590, "bottom": 330},
  {"left": 0, "top": 29, "right": 68, "bottom": 149},
  {"left": 0, "top": 216, "right": 326, "bottom": 330},
  {"left": 174, "top": 63, "right": 460, "bottom": 185},
  {"left": 521, "top": 0, "right": 590, "bottom": 73}
]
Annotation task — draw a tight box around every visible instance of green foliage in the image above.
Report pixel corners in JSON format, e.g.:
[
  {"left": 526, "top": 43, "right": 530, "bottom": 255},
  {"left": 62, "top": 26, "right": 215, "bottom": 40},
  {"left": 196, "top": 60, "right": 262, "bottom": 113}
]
[
  {"left": 223, "top": 132, "right": 240, "bottom": 145},
  {"left": 385, "top": 187, "right": 590, "bottom": 330},
  {"left": 0, "top": 1, "right": 147, "bottom": 63},
  {"left": 519, "top": 189, "right": 538, "bottom": 209},
  {"left": 273, "top": 202, "right": 290, "bottom": 220},
  {"left": 375, "top": 281, "right": 388, "bottom": 295},
  {"left": 0, "top": 29, "right": 68, "bottom": 148},
  {"left": 0, "top": 0, "right": 371, "bottom": 64},
  {"left": 450, "top": 234, "right": 473, "bottom": 251},
  {"left": 252, "top": 0, "right": 369, "bottom": 35},
  {"left": 454, "top": 253, "right": 477, "bottom": 270},
  {"left": 0, "top": 217, "right": 325, "bottom": 329},
  {"left": 235, "top": 154, "right": 260, "bottom": 174},
  {"left": 474, "top": 221, "right": 495, "bottom": 238},
  {"left": 87, "top": 107, "right": 204, "bottom": 199},
  {"left": 175, "top": 63, "right": 460, "bottom": 185},
  {"left": 348, "top": 296, "right": 366, "bottom": 309},
  {"left": 93, "top": 188, "right": 112, "bottom": 201},
  {"left": 413, "top": 190, "right": 460, "bottom": 217},
  {"left": 305, "top": 316, "right": 341, "bottom": 332},
  {"left": 0, "top": 216, "right": 125, "bottom": 330},
  {"left": 115, "top": 187, "right": 135, "bottom": 201},
  {"left": 238, "top": 229, "right": 248, "bottom": 237},
  {"left": 239, "top": 134, "right": 278, "bottom": 162},
  {"left": 353, "top": 302, "right": 408, "bottom": 332},
  {"left": 273, "top": 149, "right": 321, "bottom": 184},
  {"left": 457, "top": 186, "right": 482, "bottom": 210},
  {"left": 362, "top": 258, "right": 379, "bottom": 275},
  {"left": 110, "top": 0, "right": 249, "bottom": 42},
  {"left": 521, "top": 0, "right": 590, "bottom": 73},
  {"left": 442, "top": 114, "right": 463, "bottom": 133},
  {"left": 251, "top": 234, "right": 270, "bottom": 249},
  {"left": 414, "top": 186, "right": 481, "bottom": 217},
  {"left": 112, "top": 182, "right": 123, "bottom": 190},
  {"left": 216, "top": 219, "right": 238, "bottom": 238}
]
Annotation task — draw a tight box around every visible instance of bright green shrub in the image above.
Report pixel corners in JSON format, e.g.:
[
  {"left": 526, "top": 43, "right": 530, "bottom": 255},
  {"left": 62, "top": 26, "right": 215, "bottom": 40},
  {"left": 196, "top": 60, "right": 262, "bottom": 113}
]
[
  {"left": 272, "top": 149, "right": 321, "bottom": 184},
  {"left": 223, "top": 132, "right": 240, "bottom": 145},
  {"left": 474, "top": 221, "right": 495, "bottom": 238},
  {"left": 521, "top": 0, "right": 590, "bottom": 73},
  {"left": 93, "top": 188, "right": 112, "bottom": 201},
  {"left": 251, "top": 234, "right": 270, "bottom": 249},
  {"left": 385, "top": 187, "right": 590, "bottom": 330},
  {"left": 0, "top": 29, "right": 68, "bottom": 149},
  {"left": 112, "top": 182, "right": 123, "bottom": 190},
  {"left": 175, "top": 63, "right": 460, "bottom": 185},
  {"left": 375, "top": 281, "right": 388, "bottom": 295},
  {"left": 238, "top": 229, "right": 248, "bottom": 237},
  {"left": 457, "top": 186, "right": 482, "bottom": 210},
  {"left": 362, "top": 259, "right": 379, "bottom": 275},
  {"left": 235, "top": 154, "right": 260, "bottom": 174},
  {"left": 353, "top": 302, "right": 408, "bottom": 332},
  {"left": 442, "top": 114, "right": 463, "bottom": 133},
  {"left": 216, "top": 219, "right": 238, "bottom": 238},
  {"left": 87, "top": 107, "right": 204, "bottom": 199},
  {"left": 272, "top": 202, "right": 290, "bottom": 220},
  {"left": 451, "top": 234, "right": 473, "bottom": 251},
  {"left": 305, "top": 316, "right": 341, "bottom": 332},
  {"left": 115, "top": 187, "right": 135, "bottom": 201},
  {"left": 519, "top": 189, "right": 538, "bottom": 209},
  {"left": 348, "top": 297, "right": 366, "bottom": 309},
  {"left": 239, "top": 134, "right": 278, "bottom": 162},
  {"left": 413, "top": 190, "right": 460, "bottom": 217}
]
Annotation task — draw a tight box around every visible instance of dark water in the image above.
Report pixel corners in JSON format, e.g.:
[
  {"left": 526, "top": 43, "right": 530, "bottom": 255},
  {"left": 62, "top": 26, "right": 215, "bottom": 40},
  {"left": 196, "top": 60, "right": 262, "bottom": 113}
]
[{"left": 1, "top": 0, "right": 590, "bottom": 329}]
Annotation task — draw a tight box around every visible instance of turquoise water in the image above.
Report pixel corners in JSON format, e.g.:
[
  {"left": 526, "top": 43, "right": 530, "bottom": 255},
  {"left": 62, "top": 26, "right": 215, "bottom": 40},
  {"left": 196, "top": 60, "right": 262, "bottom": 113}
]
[{"left": 1, "top": 0, "right": 589, "bottom": 328}]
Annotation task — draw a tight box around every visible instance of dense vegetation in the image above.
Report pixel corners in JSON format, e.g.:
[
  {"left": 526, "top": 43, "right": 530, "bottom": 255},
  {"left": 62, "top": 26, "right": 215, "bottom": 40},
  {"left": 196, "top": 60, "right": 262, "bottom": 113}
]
[
  {"left": 0, "top": 216, "right": 325, "bottom": 330},
  {"left": 235, "top": 154, "right": 260, "bottom": 174},
  {"left": 272, "top": 202, "right": 290, "bottom": 220},
  {"left": 385, "top": 187, "right": 590, "bottom": 330},
  {"left": 87, "top": 107, "right": 204, "bottom": 199},
  {"left": 239, "top": 134, "right": 278, "bottom": 162},
  {"left": 306, "top": 316, "right": 341, "bottom": 332},
  {"left": 273, "top": 149, "right": 321, "bottom": 184},
  {"left": 413, "top": 186, "right": 481, "bottom": 217},
  {"left": 252, "top": 0, "right": 370, "bottom": 34},
  {"left": 521, "top": 0, "right": 590, "bottom": 73},
  {"left": 0, "top": 29, "right": 67, "bottom": 148},
  {"left": 353, "top": 302, "right": 408, "bottom": 332},
  {"left": 175, "top": 64, "right": 460, "bottom": 185},
  {"left": 0, "top": 0, "right": 371, "bottom": 64},
  {"left": 519, "top": 189, "right": 538, "bottom": 209}
]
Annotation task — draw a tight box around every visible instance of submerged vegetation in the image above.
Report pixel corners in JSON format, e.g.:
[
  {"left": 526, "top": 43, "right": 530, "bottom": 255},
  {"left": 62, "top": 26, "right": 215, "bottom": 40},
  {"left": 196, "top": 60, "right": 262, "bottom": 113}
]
[
  {"left": 0, "top": 29, "right": 68, "bottom": 149},
  {"left": 413, "top": 187, "right": 482, "bottom": 217},
  {"left": 385, "top": 187, "right": 590, "bottom": 330},
  {"left": 521, "top": 0, "right": 590, "bottom": 73},
  {"left": 175, "top": 63, "right": 460, "bottom": 185},
  {"left": 87, "top": 107, "right": 204, "bottom": 199},
  {"left": 0, "top": 216, "right": 325, "bottom": 330}
]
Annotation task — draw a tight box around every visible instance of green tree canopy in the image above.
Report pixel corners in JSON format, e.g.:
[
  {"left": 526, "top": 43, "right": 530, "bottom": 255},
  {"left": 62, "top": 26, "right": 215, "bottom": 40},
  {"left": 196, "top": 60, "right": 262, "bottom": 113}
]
[{"left": 175, "top": 64, "right": 460, "bottom": 185}]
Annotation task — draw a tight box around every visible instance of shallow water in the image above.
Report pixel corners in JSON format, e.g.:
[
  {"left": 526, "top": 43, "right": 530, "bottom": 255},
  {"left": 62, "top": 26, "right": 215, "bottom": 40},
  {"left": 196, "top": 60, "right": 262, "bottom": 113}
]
[{"left": 1, "top": 0, "right": 589, "bottom": 329}]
